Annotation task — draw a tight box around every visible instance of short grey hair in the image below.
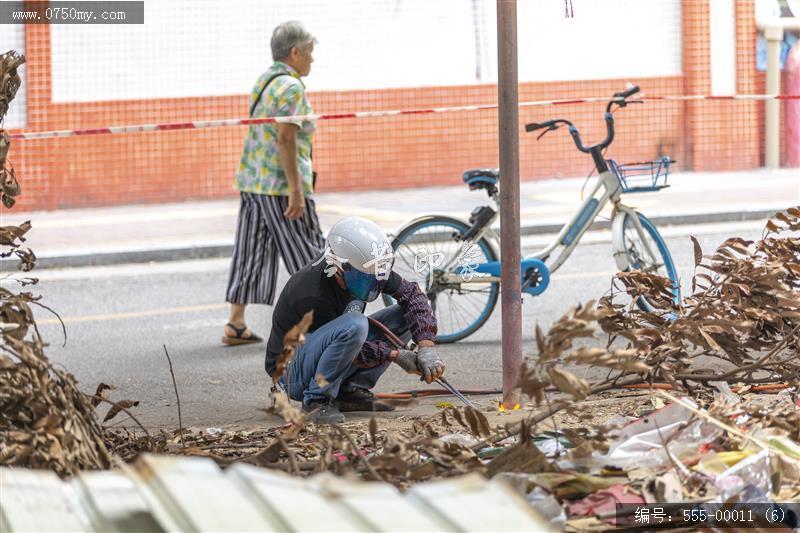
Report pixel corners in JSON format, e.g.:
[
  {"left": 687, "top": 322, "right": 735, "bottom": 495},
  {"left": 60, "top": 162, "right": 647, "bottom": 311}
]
[{"left": 271, "top": 21, "right": 316, "bottom": 61}]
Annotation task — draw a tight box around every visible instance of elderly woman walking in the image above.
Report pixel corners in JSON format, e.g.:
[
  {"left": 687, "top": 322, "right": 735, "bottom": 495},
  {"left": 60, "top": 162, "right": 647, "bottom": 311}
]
[{"left": 223, "top": 21, "right": 324, "bottom": 345}]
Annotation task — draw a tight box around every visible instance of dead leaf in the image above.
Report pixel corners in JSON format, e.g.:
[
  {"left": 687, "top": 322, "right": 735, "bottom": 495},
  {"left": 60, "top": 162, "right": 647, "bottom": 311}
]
[
  {"left": 102, "top": 400, "right": 140, "bottom": 423},
  {"left": 690, "top": 235, "right": 703, "bottom": 267},
  {"left": 463, "top": 406, "right": 491, "bottom": 438},
  {"left": 270, "top": 392, "right": 305, "bottom": 425},
  {"left": 547, "top": 367, "right": 590, "bottom": 401},
  {"left": 408, "top": 461, "right": 437, "bottom": 480},
  {"left": 91, "top": 383, "right": 115, "bottom": 408},
  {"left": 518, "top": 365, "right": 547, "bottom": 405},
  {"left": 445, "top": 406, "right": 468, "bottom": 429},
  {"left": 181, "top": 447, "right": 233, "bottom": 466},
  {"left": 526, "top": 472, "right": 628, "bottom": 499},
  {"left": 487, "top": 425, "right": 554, "bottom": 477},
  {"left": 32, "top": 414, "right": 62, "bottom": 432},
  {"left": 0, "top": 221, "right": 31, "bottom": 246},
  {"left": 240, "top": 440, "right": 283, "bottom": 466},
  {"left": 273, "top": 311, "right": 314, "bottom": 383}
]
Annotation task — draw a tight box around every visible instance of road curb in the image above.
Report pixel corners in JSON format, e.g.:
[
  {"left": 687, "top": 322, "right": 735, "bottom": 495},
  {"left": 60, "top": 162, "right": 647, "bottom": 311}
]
[{"left": 1, "top": 208, "right": 778, "bottom": 270}]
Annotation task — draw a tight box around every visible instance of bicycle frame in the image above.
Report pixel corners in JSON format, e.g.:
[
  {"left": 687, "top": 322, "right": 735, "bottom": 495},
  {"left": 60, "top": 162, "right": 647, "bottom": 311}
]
[
  {"left": 387, "top": 87, "right": 678, "bottom": 342},
  {"left": 436, "top": 169, "right": 662, "bottom": 286},
  {"left": 426, "top": 86, "right": 667, "bottom": 289}
]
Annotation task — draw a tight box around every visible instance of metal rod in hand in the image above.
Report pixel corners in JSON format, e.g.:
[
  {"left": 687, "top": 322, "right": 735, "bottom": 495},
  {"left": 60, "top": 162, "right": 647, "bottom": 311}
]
[
  {"left": 368, "top": 317, "right": 477, "bottom": 408},
  {"left": 437, "top": 376, "right": 478, "bottom": 409}
]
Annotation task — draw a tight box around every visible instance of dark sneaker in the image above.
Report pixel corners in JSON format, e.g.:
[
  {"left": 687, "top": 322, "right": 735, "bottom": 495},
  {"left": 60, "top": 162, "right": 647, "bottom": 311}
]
[
  {"left": 339, "top": 387, "right": 374, "bottom": 401},
  {"left": 303, "top": 400, "right": 345, "bottom": 424},
  {"left": 336, "top": 389, "right": 395, "bottom": 412}
]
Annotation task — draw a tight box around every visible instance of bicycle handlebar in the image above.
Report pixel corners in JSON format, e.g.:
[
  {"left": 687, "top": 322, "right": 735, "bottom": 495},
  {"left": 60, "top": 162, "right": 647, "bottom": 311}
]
[
  {"left": 525, "top": 85, "right": 640, "bottom": 153},
  {"left": 524, "top": 119, "right": 563, "bottom": 133},
  {"left": 615, "top": 85, "right": 640, "bottom": 99},
  {"left": 568, "top": 112, "right": 614, "bottom": 153}
]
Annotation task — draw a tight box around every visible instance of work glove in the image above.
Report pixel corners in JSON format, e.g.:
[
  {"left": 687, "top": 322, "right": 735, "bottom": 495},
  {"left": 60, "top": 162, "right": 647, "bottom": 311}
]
[
  {"left": 394, "top": 349, "right": 421, "bottom": 376},
  {"left": 416, "top": 346, "right": 445, "bottom": 384}
]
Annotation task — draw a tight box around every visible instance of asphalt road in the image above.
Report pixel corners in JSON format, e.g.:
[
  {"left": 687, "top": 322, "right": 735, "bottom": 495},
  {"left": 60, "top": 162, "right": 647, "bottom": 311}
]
[{"left": 19, "top": 220, "right": 765, "bottom": 429}]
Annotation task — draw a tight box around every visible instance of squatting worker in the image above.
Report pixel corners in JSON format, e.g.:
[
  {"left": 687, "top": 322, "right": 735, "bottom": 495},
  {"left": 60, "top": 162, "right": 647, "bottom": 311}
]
[
  {"left": 223, "top": 21, "right": 324, "bottom": 345},
  {"left": 265, "top": 217, "right": 446, "bottom": 424}
]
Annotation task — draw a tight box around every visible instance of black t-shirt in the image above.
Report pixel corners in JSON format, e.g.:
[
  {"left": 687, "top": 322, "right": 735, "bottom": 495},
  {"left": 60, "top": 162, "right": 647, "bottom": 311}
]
[{"left": 265, "top": 258, "right": 401, "bottom": 376}]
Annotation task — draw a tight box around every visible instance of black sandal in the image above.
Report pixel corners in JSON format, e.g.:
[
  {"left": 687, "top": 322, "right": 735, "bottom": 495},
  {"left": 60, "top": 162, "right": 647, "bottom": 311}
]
[{"left": 222, "top": 323, "right": 263, "bottom": 346}]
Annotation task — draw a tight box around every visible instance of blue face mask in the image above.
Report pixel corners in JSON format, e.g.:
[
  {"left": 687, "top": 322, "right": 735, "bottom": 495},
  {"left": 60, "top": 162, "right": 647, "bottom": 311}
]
[{"left": 342, "top": 264, "right": 389, "bottom": 302}]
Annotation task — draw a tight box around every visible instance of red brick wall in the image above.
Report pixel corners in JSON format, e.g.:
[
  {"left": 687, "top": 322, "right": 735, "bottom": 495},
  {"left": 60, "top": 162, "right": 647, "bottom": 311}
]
[
  {"left": 4, "top": 4, "right": 767, "bottom": 212},
  {"left": 681, "top": 0, "right": 762, "bottom": 171}
]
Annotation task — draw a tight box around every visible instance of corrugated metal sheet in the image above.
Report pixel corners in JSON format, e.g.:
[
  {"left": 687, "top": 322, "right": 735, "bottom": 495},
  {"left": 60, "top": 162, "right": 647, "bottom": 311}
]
[{"left": 1, "top": 454, "right": 552, "bottom": 532}]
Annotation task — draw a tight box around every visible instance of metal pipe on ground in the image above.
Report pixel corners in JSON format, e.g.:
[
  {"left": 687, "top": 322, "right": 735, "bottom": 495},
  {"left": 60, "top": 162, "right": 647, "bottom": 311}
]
[{"left": 497, "top": 0, "right": 522, "bottom": 408}]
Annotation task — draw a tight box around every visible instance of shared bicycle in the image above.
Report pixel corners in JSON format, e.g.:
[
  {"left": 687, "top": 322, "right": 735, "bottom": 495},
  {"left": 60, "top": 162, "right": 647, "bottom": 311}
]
[{"left": 384, "top": 86, "right": 681, "bottom": 342}]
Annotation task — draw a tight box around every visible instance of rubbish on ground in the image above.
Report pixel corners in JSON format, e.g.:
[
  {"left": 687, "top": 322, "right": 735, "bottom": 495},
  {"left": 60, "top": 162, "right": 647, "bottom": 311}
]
[
  {"left": 522, "top": 472, "right": 629, "bottom": 500},
  {"left": 713, "top": 449, "right": 776, "bottom": 501},
  {"left": 496, "top": 474, "right": 567, "bottom": 527},
  {"left": 641, "top": 469, "right": 683, "bottom": 503},
  {"left": 477, "top": 446, "right": 507, "bottom": 460},
  {"left": 486, "top": 427, "right": 555, "bottom": 477},
  {"left": 564, "top": 484, "right": 646, "bottom": 524},
  {"left": 604, "top": 400, "right": 721, "bottom": 469},
  {"left": 439, "top": 433, "right": 479, "bottom": 447},
  {"left": 532, "top": 430, "right": 573, "bottom": 457}
]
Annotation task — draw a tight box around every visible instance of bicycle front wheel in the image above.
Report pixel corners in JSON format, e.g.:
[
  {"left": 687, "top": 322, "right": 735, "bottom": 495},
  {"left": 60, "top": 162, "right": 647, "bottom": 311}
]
[
  {"left": 384, "top": 216, "right": 499, "bottom": 343},
  {"left": 613, "top": 210, "right": 680, "bottom": 311}
]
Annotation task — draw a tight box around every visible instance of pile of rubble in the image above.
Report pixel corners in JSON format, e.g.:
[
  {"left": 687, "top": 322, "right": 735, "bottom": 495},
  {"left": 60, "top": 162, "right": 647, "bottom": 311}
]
[
  {"left": 102, "top": 381, "right": 799, "bottom": 528},
  {"left": 103, "top": 207, "right": 800, "bottom": 528}
]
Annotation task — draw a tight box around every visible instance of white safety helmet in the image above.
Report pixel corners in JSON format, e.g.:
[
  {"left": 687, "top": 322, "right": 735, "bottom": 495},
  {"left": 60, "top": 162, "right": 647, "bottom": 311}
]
[{"left": 326, "top": 217, "right": 394, "bottom": 302}]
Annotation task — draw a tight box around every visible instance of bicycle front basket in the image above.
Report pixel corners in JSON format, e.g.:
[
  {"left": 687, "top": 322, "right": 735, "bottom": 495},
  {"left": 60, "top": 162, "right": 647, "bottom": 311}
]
[{"left": 608, "top": 156, "right": 673, "bottom": 193}]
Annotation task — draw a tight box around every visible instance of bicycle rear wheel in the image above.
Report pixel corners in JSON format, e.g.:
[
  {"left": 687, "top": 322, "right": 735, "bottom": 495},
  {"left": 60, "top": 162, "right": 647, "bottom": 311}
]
[
  {"left": 384, "top": 216, "right": 499, "bottom": 343},
  {"left": 614, "top": 210, "right": 680, "bottom": 311}
]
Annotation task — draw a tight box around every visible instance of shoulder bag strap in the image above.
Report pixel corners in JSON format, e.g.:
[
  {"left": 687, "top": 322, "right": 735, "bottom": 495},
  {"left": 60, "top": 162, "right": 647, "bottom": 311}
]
[{"left": 249, "top": 72, "right": 290, "bottom": 118}]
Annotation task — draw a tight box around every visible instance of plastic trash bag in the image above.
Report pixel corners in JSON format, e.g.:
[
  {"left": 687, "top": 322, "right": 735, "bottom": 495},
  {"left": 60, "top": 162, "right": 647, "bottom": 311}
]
[{"left": 604, "top": 401, "right": 722, "bottom": 469}]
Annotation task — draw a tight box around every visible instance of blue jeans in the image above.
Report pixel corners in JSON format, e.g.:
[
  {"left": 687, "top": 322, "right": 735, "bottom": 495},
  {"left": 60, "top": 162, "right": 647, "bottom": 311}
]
[{"left": 281, "top": 305, "right": 411, "bottom": 406}]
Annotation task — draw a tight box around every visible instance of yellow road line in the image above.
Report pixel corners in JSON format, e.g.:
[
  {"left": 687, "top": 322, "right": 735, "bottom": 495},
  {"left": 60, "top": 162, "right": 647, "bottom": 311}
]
[
  {"left": 36, "top": 302, "right": 229, "bottom": 326},
  {"left": 36, "top": 272, "right": 617, "bottom": 326}
]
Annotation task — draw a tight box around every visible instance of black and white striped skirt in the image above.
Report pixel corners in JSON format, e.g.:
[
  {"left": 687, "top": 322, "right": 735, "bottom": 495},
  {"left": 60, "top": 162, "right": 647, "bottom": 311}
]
[{"left": 225, "top": 192, "right": 325, "bottom": 305}]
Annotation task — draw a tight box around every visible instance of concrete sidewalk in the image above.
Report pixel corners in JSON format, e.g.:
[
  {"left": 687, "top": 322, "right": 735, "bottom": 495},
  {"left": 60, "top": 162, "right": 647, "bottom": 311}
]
[{"left": 2, "top": 168, "right": 797, "bottom": 269}]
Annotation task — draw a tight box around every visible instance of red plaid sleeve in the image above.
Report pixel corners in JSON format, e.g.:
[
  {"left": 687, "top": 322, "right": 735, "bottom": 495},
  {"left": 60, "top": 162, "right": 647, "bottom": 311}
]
[
  {"left": 389, "top": 278, "right": 437, "bottom": 342},
  {"left": 353, "top": 278, "right": 437, "bottom": 369}
]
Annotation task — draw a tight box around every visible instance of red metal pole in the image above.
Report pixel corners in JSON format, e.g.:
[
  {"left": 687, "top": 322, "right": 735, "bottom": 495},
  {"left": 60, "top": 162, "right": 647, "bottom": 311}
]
[{"left": 497, "top": 0, "right": 522, "bottom": 408}]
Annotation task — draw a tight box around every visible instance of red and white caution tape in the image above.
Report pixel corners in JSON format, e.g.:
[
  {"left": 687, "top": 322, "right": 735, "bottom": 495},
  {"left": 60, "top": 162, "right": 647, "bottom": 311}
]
[{"left": 7, "top": 93, "right": 800, "bottom": 141}]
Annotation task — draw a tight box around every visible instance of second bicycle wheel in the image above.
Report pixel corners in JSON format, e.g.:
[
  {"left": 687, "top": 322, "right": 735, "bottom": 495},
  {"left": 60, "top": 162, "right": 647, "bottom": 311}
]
[
  {"left": 384, "top": 216, "right": 499, "bottom": 343},
  {"left": 614, "top": 210, "right": 680, "bottom": 312}
]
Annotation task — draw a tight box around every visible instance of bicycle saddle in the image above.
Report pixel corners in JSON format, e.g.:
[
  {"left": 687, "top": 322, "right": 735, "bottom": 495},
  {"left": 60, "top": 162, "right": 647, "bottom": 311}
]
[{"left": 463, "top": 168, "right": 499, "bottom": 191}]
